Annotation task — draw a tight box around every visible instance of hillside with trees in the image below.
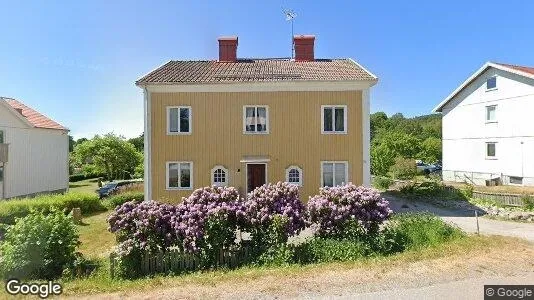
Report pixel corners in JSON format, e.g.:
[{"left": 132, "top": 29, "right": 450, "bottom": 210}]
[{"left": 370, "top": 112, "right": 442, "bottom": 176}]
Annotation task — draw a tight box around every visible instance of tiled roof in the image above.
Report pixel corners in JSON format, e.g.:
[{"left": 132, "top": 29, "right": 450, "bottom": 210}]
[
  {"left": 2, "top": 97, "right": 67, "bottom": 131},
  {"left": 495, "top": 62, "right": 534, "bottom": 76},
  {"left": 136, "top": 58, "right": 377, "bottom": 84}
]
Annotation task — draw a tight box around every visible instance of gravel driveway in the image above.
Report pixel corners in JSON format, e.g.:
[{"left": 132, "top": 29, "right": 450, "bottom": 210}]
[{"left": 385, "top": 195, "right": 534, "bottom": 242}]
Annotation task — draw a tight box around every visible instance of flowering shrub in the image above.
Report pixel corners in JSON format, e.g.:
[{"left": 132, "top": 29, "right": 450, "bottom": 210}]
[
  {"left": 107, "top": 200, "right": 177, "bottom": 257},
  {"left": 243, "top": 182, "right": 306, "bottom": 247},
  {"left": 307, "top": 183, "right": 392, "bottom": 239},
  {"left": 0, "top": 210, "right": 80, "bottom": 280},
  {"left": 173, "top": 186, "right": 246, "bottom": 254}
]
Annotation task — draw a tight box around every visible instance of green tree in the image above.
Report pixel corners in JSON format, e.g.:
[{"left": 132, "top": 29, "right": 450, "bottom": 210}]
[
  {"left": 72, "top": 133, "right": 142, "bottom": 180},
  {"left": 128, "top": 133, "right": 144, "bottom": 153},
  {"left": 420, "top": 137, "right": 442, "bottom": 163},
  {"left": 68, "top": 135, "right": 75, "bottom": 152},
  {"left": 370, "top": 112, "right": 388, "bottom": 140},
  {"left": 371, "top": 142, "right": 396, "bottom": 176}
]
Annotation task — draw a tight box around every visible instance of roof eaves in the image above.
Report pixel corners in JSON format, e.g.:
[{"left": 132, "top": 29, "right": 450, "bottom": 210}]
[
  {"left": 135, "top": 60, "right": 174, "bottom": 87},
  {"left": 347, "top": 58, "right": 378, "bottom": 81},
  {"left": 433, "top": 62, "right": 534, "bottom": 113}
]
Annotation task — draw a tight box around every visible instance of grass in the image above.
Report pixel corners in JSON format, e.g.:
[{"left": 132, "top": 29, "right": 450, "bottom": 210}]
[
  {"left": 57, "top": 235, "right": 529, "bottom": 296},
  {"left": 69, "top": 178, "right": 100, "bottom": 194},
  {"left": 77, "top": 211, "right": 115, "bottom": 258}
]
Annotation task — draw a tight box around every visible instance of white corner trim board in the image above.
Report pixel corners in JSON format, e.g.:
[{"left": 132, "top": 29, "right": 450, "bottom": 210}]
[
  {"left": 362, "top": 88, "right": 371, "bottom": 187},
  {"left": 143, "top": 88, "right": 152, "bottom": 201}
]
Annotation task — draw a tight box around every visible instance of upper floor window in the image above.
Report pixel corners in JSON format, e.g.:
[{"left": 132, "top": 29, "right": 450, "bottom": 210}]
[
  {"left": 486, "top": 142, "right": 496, "bottom": 159},
  {"left": 243, "top": 106, "right": 269, "bottom": 134},
  {"left": 321, "top": 161, "right": 348, "bottom": 187},
  {"left": 211, "top": 166, "right": 228, "bottom": 187},
  {"left": 486, "top": 105, "right": 497, "bottom": 122},
  {"left": 167, "top": 161, "right": 193, "bottom": 190},
  {"left": 0, "top": 130, "right": 3, "bottom": 143},
  {"left": 486, "top": 76, "right": 497, "bottom": 90},
  {"left": 322, "top": 105, "right": 347, "bottom": 134},
  {"left": 167, "top": 106, "right": 192, "bottom": 134},
  {"left": 285, "top": 166, "right": 303, "bottom": 186}
]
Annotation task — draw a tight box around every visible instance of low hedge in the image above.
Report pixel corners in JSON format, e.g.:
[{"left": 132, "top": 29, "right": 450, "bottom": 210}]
[
  {"left": 0, "top": 192, "right": 106, "bottom": 224},
  {"left": 69, "top": 173, "right": 106, "bottom": 182},
  {"left": 102, "top": 192, "right": 144, "bottom": 210}
]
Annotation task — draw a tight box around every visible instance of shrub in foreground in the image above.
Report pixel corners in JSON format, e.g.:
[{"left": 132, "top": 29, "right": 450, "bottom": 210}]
[
  {"left": 173, "top": 186, "right": 245, "bottom": 255},
  {"left": 243, "top": 182, "right": 306, "bottom": 249},
  {"left": 107, "top": 200, "right": 177, "bottom": 278},
  {"left": 0, "top": 210, "right": 80, "bottom": 280},
  {"left": 380, "top": 212, "right": 465, "bottom": 254},
  {"left": 307, "top": 184, "right": 392, "bottom": 239},
  {"left": 0, "top": 192, "right": 105, "bottom": 224}
]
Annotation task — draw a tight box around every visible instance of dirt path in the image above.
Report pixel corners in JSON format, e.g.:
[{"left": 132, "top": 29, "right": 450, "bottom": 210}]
[
  {"left": 385, "top": 195, "right": 534, "bottom": 242},
  {"left": 71, "top": 238, "right": 534, "bottom": 300}
]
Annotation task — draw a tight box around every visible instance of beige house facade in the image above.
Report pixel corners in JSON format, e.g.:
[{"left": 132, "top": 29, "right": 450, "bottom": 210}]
[{"left": 137, "top": 35, "right": 377, "bottom": 203}]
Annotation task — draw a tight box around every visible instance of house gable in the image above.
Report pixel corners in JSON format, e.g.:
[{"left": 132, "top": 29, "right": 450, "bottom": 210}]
[
  {"left": 433, "top": 62, "right": 534, "bottom": 113},
  {"left": 0, "top": 100, "right": 33, "bottom": 129}
]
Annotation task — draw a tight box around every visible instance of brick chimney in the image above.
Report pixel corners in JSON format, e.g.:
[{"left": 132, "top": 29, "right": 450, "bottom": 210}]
[
  {"left": 218, "top": 36, "right": 238, "bottom": 62},
  {"left": 293, "top": 35, "right": 315, "bottom": 61}
]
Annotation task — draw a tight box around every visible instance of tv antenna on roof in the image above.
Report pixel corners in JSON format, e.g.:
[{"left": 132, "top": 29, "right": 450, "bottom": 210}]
[{"left": 283, "top": 8, "right": 297, "bottom": 59}]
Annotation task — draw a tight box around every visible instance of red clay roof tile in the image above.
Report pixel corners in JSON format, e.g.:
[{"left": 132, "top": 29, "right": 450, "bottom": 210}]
[
  {"left": 136, "top": 58, "right": 377, "bottom": 85},
  {"left": 2, "top": 97, "right": 67, "bottom": 131},
  {"left": 495, "top": 63, "right": 534, "bottom": 76}
]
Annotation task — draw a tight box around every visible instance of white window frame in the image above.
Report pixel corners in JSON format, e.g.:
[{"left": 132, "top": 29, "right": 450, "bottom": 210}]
[
  {"left": 485, "top": 142, "right": 497, "bottom": 160},
  {"left": 486, "top": 76, "right": 497, "bottom": 91},
  {"left": 320, "top": 161, "right": 349, "bottom": 187},
  {"left": 243, "top": 105, "right": 269, "bottom": 134},
  {"left": 166, "top": 161, "right": 193, "bottom": 190},
  {"left": 321, "top": 105, "right": 347, "bottom": 134},
  {"left": 285, "top": 165, "right": 303, "bottom": 186},
  {"left": 167, "top": 106, "right": 192, "bottom": 135},
  {"left": 485, "top": 105, "right": 497, "bottom": 123},
  {"left": 211, "top": 165, "right": 229, "bottom": 187}
]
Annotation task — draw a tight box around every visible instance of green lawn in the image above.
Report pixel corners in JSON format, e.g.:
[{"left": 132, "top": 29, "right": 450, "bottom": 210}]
[
  {"left": 59, "top": 235, "right": 530, "bottom": 297},
  {"left": 69, "top": 178, "right": 100, "bottom": 194},
  {"left": 77, "top": 211, "right": 115, "bottom": 258}
]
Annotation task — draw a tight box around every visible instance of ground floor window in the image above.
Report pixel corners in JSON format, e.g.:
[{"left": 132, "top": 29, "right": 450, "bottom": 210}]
[
  {"left": 321, "top": 161, "right": 348, "bottom": 187},
  {"left": 166, "top": 161, "right": 192, "bottom": 189},
  {"left": 509, "top": 176, "right": 523, "bottom": 185},
  {"left": 285, "top": 166, "right": 302, "bottom": 186},
  {"left": 211, "top": 165, "right": 228, "bottom": 187},
  {"left": 486, "top": 142, "right": 496, "bottom": 159}
]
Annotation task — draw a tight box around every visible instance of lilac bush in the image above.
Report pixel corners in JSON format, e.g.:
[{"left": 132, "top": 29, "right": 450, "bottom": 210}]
[
  {"left": 107, "top": 200, "right": 178, "bottom": 257},
  {"left": 173, "top": 186, "right": 246, "bottom": 254},
  {"left": 243, "top": 182, "right": 306, "bottom": 244},
  {"left": 307, "top": 183, "right": 392, "bottom": 238}
]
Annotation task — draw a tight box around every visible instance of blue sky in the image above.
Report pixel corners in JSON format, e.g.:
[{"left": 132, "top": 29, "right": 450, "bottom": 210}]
[{"left": 0, "top": 0, "right": 532, "bottom": 139}]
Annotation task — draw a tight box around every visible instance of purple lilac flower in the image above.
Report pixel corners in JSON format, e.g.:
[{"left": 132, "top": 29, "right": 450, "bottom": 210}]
[{"left": 307, "top": 183, "right": 392, "bottom": 237}]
